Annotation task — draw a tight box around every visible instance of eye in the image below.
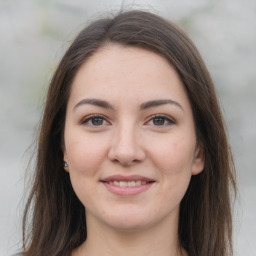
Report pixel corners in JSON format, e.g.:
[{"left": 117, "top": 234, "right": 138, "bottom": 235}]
[
  {"left": 81, "top": 115, "right": 110, "bottom": 127},
  {"left": 146, "top": 115, "right": 175, "bottom": 126}
]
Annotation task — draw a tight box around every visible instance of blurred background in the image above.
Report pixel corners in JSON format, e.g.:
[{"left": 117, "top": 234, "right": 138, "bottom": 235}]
[{"left": 0, "top": 0, "right": 255, "bottom": 255}]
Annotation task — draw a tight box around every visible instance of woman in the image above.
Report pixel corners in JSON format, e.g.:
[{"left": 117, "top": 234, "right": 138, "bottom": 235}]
[{"left": 21, "top": 10, "right": 236, "bottom": 256}]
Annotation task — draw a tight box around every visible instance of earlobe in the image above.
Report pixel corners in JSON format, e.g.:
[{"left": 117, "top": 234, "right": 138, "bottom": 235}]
[
  {"left": 62, "top": 145, "right": 69, "bottom": 172},
  {"left": 192, "top": 143, "right": 205, "bottom": 175},
  {"left": 63, "top": 161, "right": 69, "bottom": 172}
]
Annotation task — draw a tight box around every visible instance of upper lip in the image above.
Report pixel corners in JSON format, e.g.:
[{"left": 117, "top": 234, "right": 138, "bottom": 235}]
[{"left": 101, "top": 175, "right": 155, "bottom": 182}]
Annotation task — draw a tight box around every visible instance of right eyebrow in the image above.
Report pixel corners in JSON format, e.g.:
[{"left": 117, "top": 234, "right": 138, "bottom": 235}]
[
  {"left": 140, "top": 99, "right": 184, "bottom": 111},
  {"left": 73, "top": 98, "right": 114, "bottom": 111}
]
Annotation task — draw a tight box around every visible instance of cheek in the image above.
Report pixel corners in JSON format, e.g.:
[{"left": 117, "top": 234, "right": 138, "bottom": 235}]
[
  {"left": 150, "top": 134, "right": 196, "bottom": 174},
  {"left": 65, "top": 134, "right": 108, "bottom": 207},
  {"left": 65, "top": 132, "right": 108, "bottom": 176},
  {"left": 151, "top": 136, "right": 195, "bottom": 208}
]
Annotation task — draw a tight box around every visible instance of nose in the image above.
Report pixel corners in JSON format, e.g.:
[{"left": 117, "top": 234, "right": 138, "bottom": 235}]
[{"left": 108, "top": 124, "right": 146, "bottom": 166}]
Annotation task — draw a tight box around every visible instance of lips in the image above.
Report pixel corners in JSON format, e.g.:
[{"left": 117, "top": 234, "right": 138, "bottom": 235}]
[
  {"left": 107, "top": 180, "right": 149, "bottom": 187},
  {"left": 101, "top": 175, "right": 155, "bottom": 185},
  {"left": 100, "top": 175, "right": 155, "bottom": 196}
]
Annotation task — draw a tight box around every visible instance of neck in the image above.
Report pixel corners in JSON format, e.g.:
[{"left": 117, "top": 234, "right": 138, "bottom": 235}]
[{"left": 73, "top": 212, "right": 187, "bottom": 256}]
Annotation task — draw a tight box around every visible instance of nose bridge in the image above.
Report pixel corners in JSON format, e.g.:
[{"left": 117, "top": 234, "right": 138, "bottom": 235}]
[{"left": 108, "top": 120, "right": 145, "bottom": 164}]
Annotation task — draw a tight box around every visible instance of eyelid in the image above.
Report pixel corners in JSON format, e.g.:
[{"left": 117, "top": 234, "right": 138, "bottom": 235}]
[
  {"left": 80, "top": 114, "right": 175, "bottom": 127},
  {"left": 80, "top": 114, "right": 111, "bottom": 126},
  {"left": 144, "top": 114, "right": 176, "bottom": 126}
]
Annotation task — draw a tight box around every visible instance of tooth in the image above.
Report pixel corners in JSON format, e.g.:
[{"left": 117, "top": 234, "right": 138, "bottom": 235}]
[
  {"left": 113, "top": 181, "right": 119, "bottom": 186},
  {"left": 120, "top": 181, "right": 127, "bottom": 187},
  {"left": 109, "top": 180, "right": 150, "bottom": 187},
  {"left": 135, "top": 180, "right": 142, "bottom": 186},
  {"left": 128, "top": 181, "right": 136, "bottom": 187}
]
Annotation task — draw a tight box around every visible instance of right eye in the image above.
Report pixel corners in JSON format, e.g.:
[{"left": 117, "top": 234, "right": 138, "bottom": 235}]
[{"left": 81, "top": 115, "right": 110, "bottom": 127}]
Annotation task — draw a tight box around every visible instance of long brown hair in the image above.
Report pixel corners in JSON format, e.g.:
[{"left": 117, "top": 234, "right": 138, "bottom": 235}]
[{"left": 21, "top": 10, "right": 236, "bottom": 256}]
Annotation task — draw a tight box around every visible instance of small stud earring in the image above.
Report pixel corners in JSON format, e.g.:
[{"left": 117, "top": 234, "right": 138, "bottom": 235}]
[{"left": 64, "top": 161, "right": 69, "bottom": 168}]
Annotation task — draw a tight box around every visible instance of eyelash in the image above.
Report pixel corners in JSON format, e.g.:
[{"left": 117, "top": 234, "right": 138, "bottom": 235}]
[
  {"left": 145, "top": 114, "right": 175, "bottom": 127},
  {"left": 81, "top": 114, "right": 175, "bottom": 128},
  {"left": 81, "top": 114, "right": 110, "bottom": 126}
]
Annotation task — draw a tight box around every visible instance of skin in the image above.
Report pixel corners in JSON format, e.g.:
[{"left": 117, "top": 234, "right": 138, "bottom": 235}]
[{"left": 63, "top": 44, "right": 204, "bottom": 256}]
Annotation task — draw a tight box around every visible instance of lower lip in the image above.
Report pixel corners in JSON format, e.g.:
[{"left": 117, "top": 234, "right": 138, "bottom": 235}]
[{"left": 102, "top": 182, "right": 154, "bottom": 196}]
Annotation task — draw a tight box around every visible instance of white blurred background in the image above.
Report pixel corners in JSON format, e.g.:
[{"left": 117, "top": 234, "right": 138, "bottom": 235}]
[{"left": 0, "top": 0, "right": 255, "bottom": 255}]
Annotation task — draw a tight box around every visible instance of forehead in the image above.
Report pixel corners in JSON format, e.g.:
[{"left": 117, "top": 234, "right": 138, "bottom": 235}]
[
  {"left": 76, "top": 44, "right": 173, "bottom": 80},
  {"left": 69, "top": 44, "right": 191, "bottom": 111}
]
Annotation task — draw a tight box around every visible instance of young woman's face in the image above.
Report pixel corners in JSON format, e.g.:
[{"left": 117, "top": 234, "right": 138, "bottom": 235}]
[{"left": 63, "top": 45, "right": 204, "bottom": 231}]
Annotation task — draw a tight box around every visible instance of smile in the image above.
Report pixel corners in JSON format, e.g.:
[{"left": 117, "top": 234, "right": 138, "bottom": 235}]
[
  {"left": 101, "top": 175, "right": 155, "bottom": 196},
  {"left": 106, "top": 180, "right": 151, "bottom": 187}
]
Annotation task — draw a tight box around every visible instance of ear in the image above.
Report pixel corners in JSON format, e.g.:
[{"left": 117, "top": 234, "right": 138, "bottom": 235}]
[
  {"left": 62, "top": 144, "right": 69, "bottom": 173},
  {"left": 192, "top": 142, "right": 205, "bottom": 175}
]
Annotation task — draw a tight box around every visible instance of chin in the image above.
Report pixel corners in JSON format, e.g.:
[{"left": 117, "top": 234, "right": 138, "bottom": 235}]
[
  {"left": 102, "top": 210, "right": 157, "bottom": 231},
  {"left": 108, "top": 219, "right": 149, "bottom": 231}
]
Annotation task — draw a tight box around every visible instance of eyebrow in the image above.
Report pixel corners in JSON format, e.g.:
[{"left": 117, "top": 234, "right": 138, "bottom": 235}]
[
  {"left": 73, "top": 98, "right": 114, "bottom": 111},
  {"left": 140, "top": 99, "right": 184, "bottom": 111},
  {"left": 73, "top": 98, "right": 183, "bottom": 111}
]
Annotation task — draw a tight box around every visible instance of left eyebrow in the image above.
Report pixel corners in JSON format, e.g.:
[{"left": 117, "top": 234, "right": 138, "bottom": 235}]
[
  {"left": 140, "top": 99, "right": 184, "bottom": 111},
  {"left": 73, "top": 98, "right": 114, "bottom": 111}
]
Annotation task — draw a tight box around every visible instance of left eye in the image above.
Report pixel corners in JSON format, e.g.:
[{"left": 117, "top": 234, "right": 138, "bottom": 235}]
[
  {"left": 81, "top": 115, "right": 109, "bottom": 126},
  {"left": 147, "top": 115, "right": 174, "bottom": 126}
]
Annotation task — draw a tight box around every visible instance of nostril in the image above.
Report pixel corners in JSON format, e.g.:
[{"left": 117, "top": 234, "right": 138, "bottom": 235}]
[{"left": 107, "top": 134, "right": 146, "bottom": 165}]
